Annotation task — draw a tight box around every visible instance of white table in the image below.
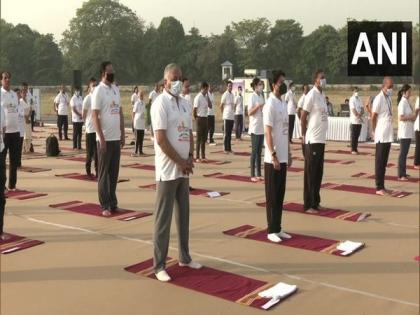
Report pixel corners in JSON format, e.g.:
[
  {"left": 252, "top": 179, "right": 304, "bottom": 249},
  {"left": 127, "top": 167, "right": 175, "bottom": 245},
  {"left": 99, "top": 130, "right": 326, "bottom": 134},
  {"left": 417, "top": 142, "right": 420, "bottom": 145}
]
[{"left": 292, "top": 115, "right": 367, "bottom": 142}]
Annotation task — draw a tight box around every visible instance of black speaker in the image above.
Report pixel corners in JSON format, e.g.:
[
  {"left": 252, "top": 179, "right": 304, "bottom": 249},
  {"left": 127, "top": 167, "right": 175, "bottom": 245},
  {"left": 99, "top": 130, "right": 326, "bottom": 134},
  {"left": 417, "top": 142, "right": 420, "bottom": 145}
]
[{"left": 73, "top": 70, "right": 82, "bottom": 93}]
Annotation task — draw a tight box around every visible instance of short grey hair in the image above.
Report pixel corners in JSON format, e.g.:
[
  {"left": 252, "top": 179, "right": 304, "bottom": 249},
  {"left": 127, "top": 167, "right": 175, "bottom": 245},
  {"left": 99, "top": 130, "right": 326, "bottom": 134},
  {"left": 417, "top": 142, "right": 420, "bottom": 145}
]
[{"left": 163, "top": 63, "right": 182, "bottom": 79}]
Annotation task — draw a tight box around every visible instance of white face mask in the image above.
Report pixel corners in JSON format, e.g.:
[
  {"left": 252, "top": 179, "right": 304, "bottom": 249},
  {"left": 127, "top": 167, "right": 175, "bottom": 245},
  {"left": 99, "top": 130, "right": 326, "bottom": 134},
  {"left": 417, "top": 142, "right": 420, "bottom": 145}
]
[
  {"left": 320, "top": 78, "right": 327, "bottom": 89},
  {"left": 386, "top": 89, "right": 393, "bottom": 96},
  {"left": 169, "top": 80, "right": 182, "bottom": 96}
]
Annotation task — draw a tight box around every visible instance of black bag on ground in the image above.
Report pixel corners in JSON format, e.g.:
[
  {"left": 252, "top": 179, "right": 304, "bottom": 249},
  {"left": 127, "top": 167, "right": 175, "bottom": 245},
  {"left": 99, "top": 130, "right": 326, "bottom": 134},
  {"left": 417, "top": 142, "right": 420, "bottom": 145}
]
[{"left": 46, "top": 134, "right": 60, "bottom": 156}]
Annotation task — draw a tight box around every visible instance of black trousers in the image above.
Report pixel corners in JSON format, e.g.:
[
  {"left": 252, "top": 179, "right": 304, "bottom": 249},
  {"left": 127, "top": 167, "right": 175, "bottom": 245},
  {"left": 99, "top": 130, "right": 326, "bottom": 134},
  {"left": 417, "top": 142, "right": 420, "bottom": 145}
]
[
  {"left": 398, "top": 138, "right": 411, "bottom": 178},
  {"left": 223, "top": 119, "right": 234, "bottom": 151},
  {"left": 415, "top": 130, "right": 420, "bottom": 166},
  {"left": 85, "top": 132, "right": 98, "bottom": 176},
  {"left": 350, "top": 124, "right": 362, "bottom": 152},
  {"left": 207, "top": 115, "right": 215, "bottom": 143},
  {"left": 135, "top": 129, "right": 145, "bottom": 154},
  {"left": 196, "top": 117, "right": 208, "bottom": 159},
  {"left": 97, "top": 140, "right": 120, "bottom": 211},
  {"left": 375, "top": 142, "right": 391, "bottom": 190},
  {"left": 304, "top": 143, "right": 325, "bottom": 210},
  {"left": 57, "top": 115, "right": 68, "bottom": 140},
  {"left": 264, "top": 162, "right": 287, "bottom": 234},
  {"left": 3, "top": 132, "right": 20, "bottom": 189},
  {"left": 31, "top": 110, "right": 35, "bottom": 131},
  {"left": 0, "top": 148, "right": 6, "bottom": 234},
  {"left": 234, "top": 115, "right": 243, "bottom": 139},
  {"left": 250, "top": 133, "right": 264, "bottom": 177},
  {"left": 18, "top": 136, "right": 23, "bottom": 167},
  {"left": 72, "top": 122, "right": 83, "bottom": 149},
  {"left": 288, "top": 115, "right": 295, "bottom": 142}
]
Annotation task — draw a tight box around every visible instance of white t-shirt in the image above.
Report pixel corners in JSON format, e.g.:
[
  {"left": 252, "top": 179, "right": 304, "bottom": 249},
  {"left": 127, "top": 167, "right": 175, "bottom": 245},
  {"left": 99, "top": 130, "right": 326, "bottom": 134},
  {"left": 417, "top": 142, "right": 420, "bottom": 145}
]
[
  {"left": 193, "top": 92, "right": 209, "bottom": 117},
  {"left": 149, "top": 90, "right": 159, "bottom": 104},
  {"left": 18, "top": 99, "right": 25, "bottom": 137},
  {"left": 372, "top": 91, "right": 393, "bottom": 143},
  {"left": 303, "top": 86, "right": 328, "bottom": 144},
  {"left": 83, "top": 94, "right": 95, "bottom": 134},
  {"left": 415, "top": 97, "right": 419, "bottom": 132},
  {"left": 234, "top": 94, "right": 244, "bottom": 115},
  {"left": 285, "top": 90, "right": 296, "bottom": 115},
  {"left": 54, "top": 92, "right": 69, "bottom": 115},
  {"left": 248, "top": 92, "right": 265, "bottom": 135},
  {"left": 263, "top": 93, "right": 289, "bottom": 164},
  {"left": 91, "top": 82, "right": 121, "bottom": 141},
  {"left": 297, "top": 94, "right": 305, "bottom": 110},
  {"left": 207, "top": 92, "right": 215, "bottom": 116},
  {"left": 133, "top": 100, "right": 146, "bottom": 130},
  {"left": 221, "top": 91, "right": 235, "bottom": 120},
  {"left": 349, "top": 94, "right": 363, "bottom": 125},
  {"left": 1, "top": 87, "right": 20, "bottom": 133},
  {"left": 131, "top": 93, "right": 139, "bottom": 106},
  {"left": 0, "top": 106, "right": 5, "bottom": 151},
  {"left": 151, "top": 90, "right": 192, "bottom": 181},
  {"left": 397, "top": 96, "right": 414, "bottom": 139},
  {"left": 70, "top": 94, "right": 83, "bottom": 123},
  {"left": 180, "top": 94, "right": 192, "bottom": 112}
]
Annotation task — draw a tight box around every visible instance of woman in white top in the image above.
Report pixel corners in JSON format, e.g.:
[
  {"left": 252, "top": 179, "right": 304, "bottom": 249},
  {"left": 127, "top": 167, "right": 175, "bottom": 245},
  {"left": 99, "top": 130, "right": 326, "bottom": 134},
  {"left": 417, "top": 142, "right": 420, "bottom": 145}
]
[
  {"left": 248, "top": 77, "right": 265, "bottom": 182},
  {"left": 132, "top": 90, "right": 146, "bottom": 156},
  {"left": 414, "top": 97, "right": 420, "bottom": 169},
  {"left": 397, "top": 84, "right": 416, "bottom": 180},
  {"left": 131, "top": 86, "right": 139, "bottom": 106}
]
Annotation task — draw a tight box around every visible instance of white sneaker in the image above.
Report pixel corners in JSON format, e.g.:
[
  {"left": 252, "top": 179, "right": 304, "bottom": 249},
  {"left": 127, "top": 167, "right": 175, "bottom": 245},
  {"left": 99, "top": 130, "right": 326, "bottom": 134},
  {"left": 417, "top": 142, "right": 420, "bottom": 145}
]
[
  {"left": 179, "top": 260, "right": 202, "bottom": 269},
  {"left": 277, "top": 231, "right": 292, "bottom": 239},
  {"left": 155, "top": 270, "right": 171, "bottom": 282},
  {"left": 267, "top": 233, "right": 282, "bottom": 243}
]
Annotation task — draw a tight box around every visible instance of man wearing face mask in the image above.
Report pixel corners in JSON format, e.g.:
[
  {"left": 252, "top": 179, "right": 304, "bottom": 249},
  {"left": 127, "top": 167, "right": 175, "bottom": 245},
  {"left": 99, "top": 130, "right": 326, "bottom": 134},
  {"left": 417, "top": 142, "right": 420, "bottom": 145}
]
[
  {"left": 220, "top": 81, "right": 235, "bottom": 153},
  {"left": 54, "top": 84, "right": 70, "bottom": 140},
  {"left": 301, "top": 70, "right": 328, "bottom": 214},
  {"left": 151, "top": 63, "right": 201, "bottom": 282},
  {"left": 180, "top": 78, "right": 192, "bottom": 112},
  {"left": 285, "top": 82, "right": 297, "bottom": 143},
  {"left": 70, "top": 86, "right": 84, "bottom": 150},
  {"left": 92, "top": 61, "right": 125, "bottom": 216},
  {"left": 349, "top": 87, "right": 364, "bottom": 154},
  {"left": 82, "top": 77, "right": 98, "bottom": 177},
  {"left": 193, "top": 81, "right": 210, "bottom": 162},
  {"left": 372, "top": 77, "right": 394, "bottom": 196}
]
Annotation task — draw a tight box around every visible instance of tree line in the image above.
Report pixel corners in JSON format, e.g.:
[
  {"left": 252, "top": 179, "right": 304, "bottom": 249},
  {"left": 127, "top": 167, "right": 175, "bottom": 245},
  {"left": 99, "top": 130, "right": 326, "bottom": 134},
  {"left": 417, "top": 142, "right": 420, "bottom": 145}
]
[{"left": 1, "top": 0, "right": 419, "bottom": 86}]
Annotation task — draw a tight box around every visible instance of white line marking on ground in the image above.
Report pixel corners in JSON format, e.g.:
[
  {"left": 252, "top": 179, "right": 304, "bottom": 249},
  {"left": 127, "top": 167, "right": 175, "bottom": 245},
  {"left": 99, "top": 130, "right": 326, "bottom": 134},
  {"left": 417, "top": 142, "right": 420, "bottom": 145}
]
[{"left": 19, "top": 214, "right": 419, "bottom": 308}]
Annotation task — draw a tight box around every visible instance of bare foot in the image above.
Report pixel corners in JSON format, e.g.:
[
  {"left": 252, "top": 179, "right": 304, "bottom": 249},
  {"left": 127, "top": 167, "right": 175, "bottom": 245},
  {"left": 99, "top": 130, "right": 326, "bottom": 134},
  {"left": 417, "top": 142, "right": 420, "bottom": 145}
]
[
  {"left": 1, "top": 233, "right": 11, "bottom": 241},
  {"left": 305, "top": 208, "right": 319, "bottom": 214},
  {"left": 102, "top": 210, "right": 112, "bottom": 217}
]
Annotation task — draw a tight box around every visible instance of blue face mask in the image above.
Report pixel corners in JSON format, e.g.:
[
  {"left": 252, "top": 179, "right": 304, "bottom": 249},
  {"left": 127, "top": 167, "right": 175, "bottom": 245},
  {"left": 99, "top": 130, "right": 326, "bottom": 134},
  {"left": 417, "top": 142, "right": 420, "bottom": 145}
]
[{"left": 170, "top": 80, "right": 182, "bottom": 96}]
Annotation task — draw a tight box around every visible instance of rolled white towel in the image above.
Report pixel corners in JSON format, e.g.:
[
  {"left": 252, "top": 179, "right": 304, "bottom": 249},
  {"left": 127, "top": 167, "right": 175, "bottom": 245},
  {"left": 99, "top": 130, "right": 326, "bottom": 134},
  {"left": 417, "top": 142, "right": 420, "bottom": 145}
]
[
  {"left": 207, "top": 191, "right": 221, "bottom": 198},
  {"left": 337, "top": 240, "right": 364, "bottom": 256},
  {"left": 258, "top": 282, "right": 298, "bottom": 310}
]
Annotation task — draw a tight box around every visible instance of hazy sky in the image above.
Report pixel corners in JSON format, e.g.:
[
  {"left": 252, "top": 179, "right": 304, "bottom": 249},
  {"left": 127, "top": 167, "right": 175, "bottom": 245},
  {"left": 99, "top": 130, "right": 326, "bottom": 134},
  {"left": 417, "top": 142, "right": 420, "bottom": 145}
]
[{"left": 1, "top": 0, "right": 419, "bottom": 42}]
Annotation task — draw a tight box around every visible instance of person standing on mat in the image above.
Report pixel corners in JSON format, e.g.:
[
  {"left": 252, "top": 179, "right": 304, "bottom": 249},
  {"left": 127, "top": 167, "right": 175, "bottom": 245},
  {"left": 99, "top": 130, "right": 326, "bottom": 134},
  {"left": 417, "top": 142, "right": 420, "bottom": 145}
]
[
  {"left": 297, "top": 84, "right": 310, "bottom": 157},
  {"left": 1, "top": 71, "right": 20, "bottom": 192},
  {"left": 263, "top": 70, "right": 293, "bottom": 243},
  {"left": 301, "top": 69, "right": 328, "bottom": 213},
  {"left": 349, "top": 87, "right": 364, "bottom": 155},
  {"left": 372, "top": 76, "right": 394, "bottom": 196},
  {"left": 207, "top": 84, "right": 216, "bottom": 145},
  {"left": 16, "top": 89, "right": 25, "bottom": 167},
  {"left": 285, "top": 81, "right": 297, "bottom": 143},
  {"left": 152, "top": 63, "right": 202, "bottom": 282},
  {"left": 92, "top": 61, "right": 125, "bottom": 216},
  {"left": 54, "top": 84, "right": 70, "bottom": 141},
  {"left": 0, "top": 104, "right": 7, "bottom": 240},
  {"left": 220, "top": 80, "right": 235, "bottom": 153},
  {"left": 147, "top": 82, "right": 163, "bottom": 142},
  {"left": 249, "top": 78, "right": 265, "bottom": 182},
  {"left": 397, "top": 84, "right": 416, "bottom": 181},
  {"left": 180, "top": 78, "right": 192, "bottom": 112},
  {"left": 70, "top": 86, "right": 84, "bottom": 150},
  {"left": 132, "top": 90, "right": 146, "bottom": 156},
  {"left": 414, "top": 96, "right": 420, "bottom": 170},
  {"left": 82, "top": 77, "right": 98, "bottom": 177},
  {"left": 193, "top": 81, "right": 210, "bottom": 162},
  {"left": 234, "top": 86, "right": 244, "bottom": 140}
]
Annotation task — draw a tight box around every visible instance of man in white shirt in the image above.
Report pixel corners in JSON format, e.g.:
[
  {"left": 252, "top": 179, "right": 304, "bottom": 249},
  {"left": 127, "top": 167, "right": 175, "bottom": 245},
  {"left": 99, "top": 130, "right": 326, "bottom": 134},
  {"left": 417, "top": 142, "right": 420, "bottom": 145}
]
[
  {"left": 285, "top": 82, "right": 297, "bottom": 143},
  {"left": 297, "top": 84, "right": 310, "bottom": 157},
  {"left": 220, "top": 81, "right": 235, "bottom": 153},
  {"left": 193, "top": 82, "right": 211, "bottom": 161},
  {"left": 70, "top": 86, "right": 84, "bottom": 150},
  {"left": 349, "top": 87, "right": 364, "bottom": 154},
  {"left": 263, "top": 70, "right": 293, "bottom": 243},
  {"left": 132, "top": 90, "right": 146, "bottom": 156},
  {"left": 234, "top": 86, "right": 244, "bottom": 140},
  {"left": 22, "top": 82, "right": 35, "bottom": 133},
  {"left": 372, "top": 77, "right": 394, "bottom": 195},
  {"left": 82, "top": 77, "right": 98, "bottom": 177},
  {"left": 54, "top": 84, "right": 70, "bottom": 140},
  {"left": 207, "top": 85, "right": 216, "bottom": 145},
  {"left": 180, "top": 78, "right": 192, "bottom": 111},
  {"left": 414, "top": 97, "right": 420, "bottom": 169},
  {"left": 92, "top": 61, "right": 125, "bottom": 215},
  {"left": 16, "top": 89, "right": 25, "bottom": 167},
  {"left": 151, "top": 63, "right": 202, "bottom": 282},
  {"left": 1, "top": 71, "right": 20, "bottom": 191},
  {"left": 147, "top": 82, "right": 163, "bottom": 140},
  {"left": 0, "top": 104, "right": 6, "bottom": 240},
  {"left": 301, "top": 70, "right": 328, "bottom": 213}
]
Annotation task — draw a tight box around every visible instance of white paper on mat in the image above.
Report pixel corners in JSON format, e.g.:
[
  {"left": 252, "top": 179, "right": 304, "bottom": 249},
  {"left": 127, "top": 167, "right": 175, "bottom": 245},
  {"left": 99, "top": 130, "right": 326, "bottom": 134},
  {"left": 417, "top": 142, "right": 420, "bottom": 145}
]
[
  {"left": 207, "top": 191, "right": 221, "bottom": 198},
  {"left": 337, "top": 240, "right": 364, "bottom": 256},
  {"left": 258, "top": 282, "right": 297, "bottom": 309}
]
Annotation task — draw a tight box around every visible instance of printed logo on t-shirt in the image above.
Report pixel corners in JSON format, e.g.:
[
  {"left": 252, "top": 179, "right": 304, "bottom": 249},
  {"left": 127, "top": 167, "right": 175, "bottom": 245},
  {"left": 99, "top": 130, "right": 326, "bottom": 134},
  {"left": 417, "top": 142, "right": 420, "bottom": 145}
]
[
  {"left": 7, "top": 103, "right": 17, "bottom": 113},
  {"left": 110, "top": 101, "right": 120, "bottom": 115},
  {"left": 177, "top": 121, "right": 190, "bottom": 142},
  {"left": 321, "top": 108, "right": 328, "bottom": 121}
]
